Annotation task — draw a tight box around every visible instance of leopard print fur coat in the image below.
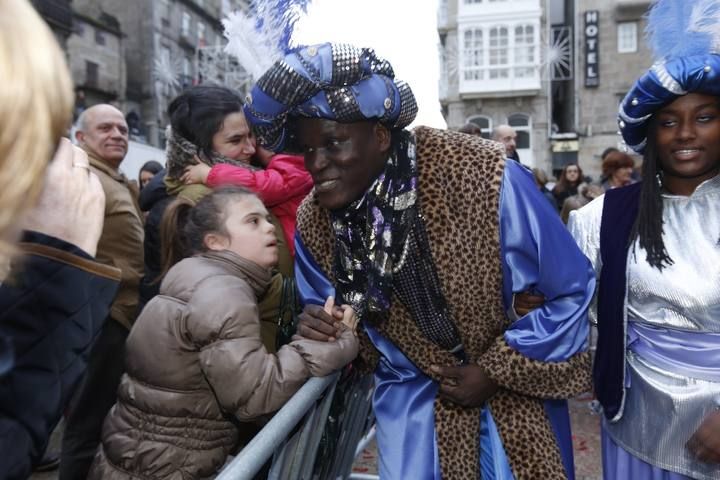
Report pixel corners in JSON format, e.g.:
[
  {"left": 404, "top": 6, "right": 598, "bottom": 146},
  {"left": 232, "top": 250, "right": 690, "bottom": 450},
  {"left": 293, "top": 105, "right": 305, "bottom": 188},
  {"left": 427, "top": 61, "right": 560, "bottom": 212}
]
[{"left": 296, "top": 126, "right": 591, "bottom": 479}]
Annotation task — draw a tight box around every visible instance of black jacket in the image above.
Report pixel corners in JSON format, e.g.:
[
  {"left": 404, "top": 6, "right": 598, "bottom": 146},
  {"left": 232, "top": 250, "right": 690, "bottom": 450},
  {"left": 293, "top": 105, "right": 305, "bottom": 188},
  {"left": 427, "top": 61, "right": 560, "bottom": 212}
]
[
  {"left": 138, "top": 169, "right": 172, "bottom": 308},
  {"left": 0, "top": 232, "right": 120, "bottom": 479}
]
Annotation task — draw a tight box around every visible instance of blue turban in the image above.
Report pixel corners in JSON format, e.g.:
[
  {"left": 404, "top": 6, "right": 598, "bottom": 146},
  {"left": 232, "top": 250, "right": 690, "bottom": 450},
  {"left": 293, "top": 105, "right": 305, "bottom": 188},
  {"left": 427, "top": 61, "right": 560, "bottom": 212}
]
[
  {"left": 243, "top": 43, "right": 418, "bottom": 152},
  {"left": 619, "top": 54, "right": 720, "bottom": 153}
]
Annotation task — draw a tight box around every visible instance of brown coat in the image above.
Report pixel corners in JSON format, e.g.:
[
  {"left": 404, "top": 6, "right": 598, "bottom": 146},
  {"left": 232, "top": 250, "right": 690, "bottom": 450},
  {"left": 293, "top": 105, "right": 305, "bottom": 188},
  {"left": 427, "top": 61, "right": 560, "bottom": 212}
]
[
  {"left": 89, "top": 153, "right": 145, "bottom": 329},
  {"left": 88, "top": 251, "right": 357, "bottom": 479}
]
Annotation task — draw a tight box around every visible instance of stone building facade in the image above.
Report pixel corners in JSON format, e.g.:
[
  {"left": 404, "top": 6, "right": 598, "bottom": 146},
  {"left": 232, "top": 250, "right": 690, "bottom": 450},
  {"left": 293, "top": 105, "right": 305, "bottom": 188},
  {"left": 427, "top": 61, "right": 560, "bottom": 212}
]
[
  {"left": 439, "top": 0, "right": 551, "bottom": 170},
  {"left": 574, "top": 0, "right": 651, "bottom": 179},
  {"left": 65, "top": 0, "right": 248, "bottom": 147},
  {"left": 438, "top": 0, "right": 652, "bottom": 179},
  {"left": 67, "top": 8, "right": 126, "bottom": 112}
]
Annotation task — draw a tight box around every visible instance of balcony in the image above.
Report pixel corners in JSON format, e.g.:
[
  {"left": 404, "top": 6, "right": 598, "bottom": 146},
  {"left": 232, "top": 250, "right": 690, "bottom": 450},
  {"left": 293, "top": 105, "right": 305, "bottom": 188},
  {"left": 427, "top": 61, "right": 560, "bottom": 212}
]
[
  {"left": 459, "top": 73, "right": 541, "bottom": 97},
  {"left": 75, "top": 73, "right": 120, "bottom": 98}
]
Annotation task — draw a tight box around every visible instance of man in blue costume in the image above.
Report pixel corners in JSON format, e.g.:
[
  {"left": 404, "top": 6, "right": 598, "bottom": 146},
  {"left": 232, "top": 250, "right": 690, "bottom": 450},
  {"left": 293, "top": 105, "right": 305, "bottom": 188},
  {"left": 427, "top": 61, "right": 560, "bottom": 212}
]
[{"left": 244, "top": 43, "right": 595, "bottom": 479}]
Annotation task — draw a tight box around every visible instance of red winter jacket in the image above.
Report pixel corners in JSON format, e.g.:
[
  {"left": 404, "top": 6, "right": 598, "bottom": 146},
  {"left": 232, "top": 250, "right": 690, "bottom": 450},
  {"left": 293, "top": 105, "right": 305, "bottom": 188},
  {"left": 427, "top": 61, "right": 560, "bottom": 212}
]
[{"left": 206, "top": 154, "right": 312, "bottom": 256}]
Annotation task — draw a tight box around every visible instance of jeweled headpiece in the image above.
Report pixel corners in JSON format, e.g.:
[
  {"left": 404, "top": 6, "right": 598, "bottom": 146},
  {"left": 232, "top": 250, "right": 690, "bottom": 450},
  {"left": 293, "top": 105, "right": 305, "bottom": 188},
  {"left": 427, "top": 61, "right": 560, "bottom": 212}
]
[
  {"left": 619, "top": 0, "right": 720, "bottom": 153},
  {"left": 243, "top": 43, "right": 418, "bottom": 151}
]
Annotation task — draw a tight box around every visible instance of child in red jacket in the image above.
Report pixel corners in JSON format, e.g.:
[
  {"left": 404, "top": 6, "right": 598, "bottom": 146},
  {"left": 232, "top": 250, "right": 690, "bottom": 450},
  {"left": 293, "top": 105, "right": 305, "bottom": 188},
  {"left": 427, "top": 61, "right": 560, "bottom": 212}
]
[{"left": 182, "top": 148, "right": 312, "bottom": 256}]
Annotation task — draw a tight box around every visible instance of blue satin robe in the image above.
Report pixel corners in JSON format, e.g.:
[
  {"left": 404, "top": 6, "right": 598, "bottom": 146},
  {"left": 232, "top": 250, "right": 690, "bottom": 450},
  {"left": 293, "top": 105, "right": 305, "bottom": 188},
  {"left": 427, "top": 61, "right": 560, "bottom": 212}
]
[{"left": 295, "top": 160, "right": 595, "bottom": 479}]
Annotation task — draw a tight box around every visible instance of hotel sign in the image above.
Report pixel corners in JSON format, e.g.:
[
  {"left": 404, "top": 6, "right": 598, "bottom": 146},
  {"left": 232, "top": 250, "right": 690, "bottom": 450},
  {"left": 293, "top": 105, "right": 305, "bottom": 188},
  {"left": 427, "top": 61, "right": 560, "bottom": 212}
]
[{"left": 584, "top": 10, "right": 599, "bottom": 88}]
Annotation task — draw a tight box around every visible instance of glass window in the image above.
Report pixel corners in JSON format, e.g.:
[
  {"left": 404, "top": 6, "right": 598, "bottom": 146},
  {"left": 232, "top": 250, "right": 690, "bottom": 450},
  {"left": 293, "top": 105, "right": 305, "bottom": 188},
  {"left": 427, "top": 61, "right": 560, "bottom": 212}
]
[
  {"left": 198, "top": 22, "right": 205, "bottom": 43},
  {"left": 617, "top": 22, "right": 637, "bottom": 53},
  {"left": 463, "top": 28, "right": 483, "bottom": 80},
  {"left": 95, "top": 30, "right": 106, "bottom": 46},
  {"left": 489, "top": 26, "right": 509, "bottom": 79},
  {"left": 159, "top": 0, "right": 171, "bottom": 25},
  {"left": 460, "top": 20, "right": 539, "bottom": 88},
  {"left": 514, "top": 24, "right": 535, "bottom": 78},
  {"left": 182, "top": 11, "right": 191, "bottom": 37},
  {"left": 85, "top": 61, "right": 99, "bottom": 88},
  {"left": 508, "top": 113, "right": 531, "bottom": 149},
  {"left": 468, "top": 115, "right": 492, "bottom": 139}
]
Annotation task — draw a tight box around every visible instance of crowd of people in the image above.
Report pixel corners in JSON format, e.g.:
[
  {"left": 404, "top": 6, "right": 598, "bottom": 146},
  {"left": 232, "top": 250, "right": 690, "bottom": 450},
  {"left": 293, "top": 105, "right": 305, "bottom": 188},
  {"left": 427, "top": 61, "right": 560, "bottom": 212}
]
[{"left": 1, "top": 0, "right": 719, "bottom": 479}]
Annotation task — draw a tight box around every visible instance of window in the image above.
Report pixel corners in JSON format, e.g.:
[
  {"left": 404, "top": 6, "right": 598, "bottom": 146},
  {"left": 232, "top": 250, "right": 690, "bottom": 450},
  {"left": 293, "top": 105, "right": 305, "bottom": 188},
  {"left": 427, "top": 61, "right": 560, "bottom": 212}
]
[
  {"left": 468, "top": 115, "right": 492, "bottom": 139},
  {"left": 73, "top": 20, "right": 84, "bottom": 36},
  {"left": 159, "top": 0, "right": 171, "bottom": 27},
  {"left": 514, "top": 25, "right": 535, "bottom": 78},
  {"left": 438, "top": 0, "right": 448, "bottom": 26},
  {"left": 488, "top": 26, "right": 509, "bottom": 79},
  {"left": 463, "top": 28, "right": 483, "bottom": 80},
  {"left": 508, "top": 113, "right": 531, "bottom": 149},
  {"left": 459, "top": 22, "right": 539, "bottom": 91},
  {"left": 198, "top": 22, "right": 205, "bottom": 44},
  {"left": 85, "top": 61, "right": 99, "bottom": 88},
  {"left": 181, "top": 11, "right": 191, "bottom": 37},
  {"left": 182, "top": 57, "right": 193, "bottom": 88},
  {"left": 617, "top": 22, "right": 637, "bottom": 53},
  {"left": 95, "top": 30, "right": 106, "bottom": 46}
]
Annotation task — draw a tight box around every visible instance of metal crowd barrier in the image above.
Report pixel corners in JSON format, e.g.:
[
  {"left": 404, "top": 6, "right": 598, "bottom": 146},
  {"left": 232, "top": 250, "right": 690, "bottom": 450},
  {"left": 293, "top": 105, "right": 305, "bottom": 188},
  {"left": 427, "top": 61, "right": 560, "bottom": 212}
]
[{"left": 217, "top": 370, "right": 376, "bottom": 480}]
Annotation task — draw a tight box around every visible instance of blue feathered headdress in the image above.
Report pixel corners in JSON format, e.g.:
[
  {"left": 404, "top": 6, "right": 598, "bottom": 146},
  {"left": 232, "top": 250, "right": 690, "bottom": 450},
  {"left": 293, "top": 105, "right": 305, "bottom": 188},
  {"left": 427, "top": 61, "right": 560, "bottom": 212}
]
[{"left": 619, "top": 0, "right": 720, "bottom": 153}]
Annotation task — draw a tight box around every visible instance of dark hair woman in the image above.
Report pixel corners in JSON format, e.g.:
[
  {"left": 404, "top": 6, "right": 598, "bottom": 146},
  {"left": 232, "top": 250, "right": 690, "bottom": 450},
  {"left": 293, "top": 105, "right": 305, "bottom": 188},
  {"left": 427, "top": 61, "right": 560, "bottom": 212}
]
[
  {"left": 140, "top": 86, "right": 294, "bottom": 357},
  {"left": 138, "top": 160, "right": 163, "bottom": 190},
  {"left": 551, "top": 163, "right": 583, "bottom": 208},
  {"left": 568, "top": 1, "right": 720, "bottom": 477},
  {"left": 163, "top": 85, "right": 293, "bottom": 277}
]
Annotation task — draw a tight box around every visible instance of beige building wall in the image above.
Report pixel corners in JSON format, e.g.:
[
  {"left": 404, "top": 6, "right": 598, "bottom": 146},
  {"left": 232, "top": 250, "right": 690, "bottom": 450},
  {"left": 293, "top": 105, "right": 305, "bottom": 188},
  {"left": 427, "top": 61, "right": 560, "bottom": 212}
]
[{"left": 574, "top": 0, "right": 651, "bottom": 179}]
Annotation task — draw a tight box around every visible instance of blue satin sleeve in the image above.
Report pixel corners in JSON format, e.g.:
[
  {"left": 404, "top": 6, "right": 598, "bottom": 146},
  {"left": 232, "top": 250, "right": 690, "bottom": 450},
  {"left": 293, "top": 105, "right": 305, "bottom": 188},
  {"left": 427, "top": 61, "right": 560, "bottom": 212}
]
[
  {"left": 499, "top": 160, "right": 595, "bottom": 362},
  {"left": 295, "top": 233, "right": 335, "bottom": 306}
]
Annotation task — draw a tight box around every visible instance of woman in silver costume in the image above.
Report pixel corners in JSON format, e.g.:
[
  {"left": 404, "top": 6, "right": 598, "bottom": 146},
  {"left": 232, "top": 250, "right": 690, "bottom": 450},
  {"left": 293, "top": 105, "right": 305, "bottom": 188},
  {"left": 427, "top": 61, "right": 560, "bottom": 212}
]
[{"left": 569, "top": 1, "right": 720, "bottom": 478}]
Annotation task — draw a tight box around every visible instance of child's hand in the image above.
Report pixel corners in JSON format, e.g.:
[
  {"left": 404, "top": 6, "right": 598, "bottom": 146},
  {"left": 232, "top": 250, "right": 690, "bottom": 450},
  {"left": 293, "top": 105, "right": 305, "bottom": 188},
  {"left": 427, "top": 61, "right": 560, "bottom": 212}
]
[
  {"left": 297, "top": 296, "right": 344, "bottom": 342},
  {"left": 254, "top": 146, "right": 275, "bottom": 167},
  {"left": 323, "top": 297, "right": 358, "bottom": 334},
  {"left": 181, "top": 158, "right": 211, "bottom": 185},
  {"left": 339, "top": 305, "right": 358, "bottom": 335}
]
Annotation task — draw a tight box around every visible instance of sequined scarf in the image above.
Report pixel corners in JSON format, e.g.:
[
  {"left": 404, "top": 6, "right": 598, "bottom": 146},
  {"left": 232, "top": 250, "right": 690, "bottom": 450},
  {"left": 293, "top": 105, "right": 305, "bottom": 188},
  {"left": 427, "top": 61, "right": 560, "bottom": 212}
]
[{"left": 331, "top": 131, "right": 417, "bottom": 319}]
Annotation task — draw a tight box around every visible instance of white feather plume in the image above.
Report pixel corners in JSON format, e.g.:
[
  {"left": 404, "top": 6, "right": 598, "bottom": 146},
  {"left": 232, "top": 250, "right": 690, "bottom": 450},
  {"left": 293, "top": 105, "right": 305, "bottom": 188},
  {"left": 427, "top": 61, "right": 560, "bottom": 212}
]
[
  {"left": 222, "top": 1, "right": 309, "bottom": 82},
  {"left": 222, "top": 11, "right": 280, "bottom": 81}
]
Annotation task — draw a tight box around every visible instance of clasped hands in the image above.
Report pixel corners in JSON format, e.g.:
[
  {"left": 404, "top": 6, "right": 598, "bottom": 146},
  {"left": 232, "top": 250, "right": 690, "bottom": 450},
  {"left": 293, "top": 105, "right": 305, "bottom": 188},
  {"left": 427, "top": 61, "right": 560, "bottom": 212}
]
[{"left": 297, "top": 291, "right": 546, "bottom": 408}]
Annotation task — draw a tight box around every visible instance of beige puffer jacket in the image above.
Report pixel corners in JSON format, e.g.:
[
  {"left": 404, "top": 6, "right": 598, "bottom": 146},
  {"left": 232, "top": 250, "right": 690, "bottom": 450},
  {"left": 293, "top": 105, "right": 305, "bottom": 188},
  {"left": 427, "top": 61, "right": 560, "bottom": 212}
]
[{"left": 88, "top": 250, "right": 358, "bottom": 480}]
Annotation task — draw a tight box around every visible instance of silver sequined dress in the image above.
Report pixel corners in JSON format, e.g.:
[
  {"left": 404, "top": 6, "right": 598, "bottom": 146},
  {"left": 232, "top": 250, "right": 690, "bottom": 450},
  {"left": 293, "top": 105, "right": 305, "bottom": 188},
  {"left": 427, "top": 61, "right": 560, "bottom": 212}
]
[{"left": 569, "top": 175, "right": 720, "bottom": 479}]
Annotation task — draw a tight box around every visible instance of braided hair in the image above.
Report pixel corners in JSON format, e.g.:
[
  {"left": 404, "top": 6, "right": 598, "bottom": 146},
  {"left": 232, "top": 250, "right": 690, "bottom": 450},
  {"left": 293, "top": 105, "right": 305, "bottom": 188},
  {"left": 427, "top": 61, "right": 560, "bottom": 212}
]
[{"left": 629, "top": 120, "right": 673, "bottom": 270}]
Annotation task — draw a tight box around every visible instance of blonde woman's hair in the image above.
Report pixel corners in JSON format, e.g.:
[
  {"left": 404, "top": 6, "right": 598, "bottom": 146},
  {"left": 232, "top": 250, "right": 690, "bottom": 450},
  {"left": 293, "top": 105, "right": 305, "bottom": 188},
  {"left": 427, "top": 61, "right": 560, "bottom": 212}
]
[{"left": 0, "top": 0, "right": 74, "bottom": 260}]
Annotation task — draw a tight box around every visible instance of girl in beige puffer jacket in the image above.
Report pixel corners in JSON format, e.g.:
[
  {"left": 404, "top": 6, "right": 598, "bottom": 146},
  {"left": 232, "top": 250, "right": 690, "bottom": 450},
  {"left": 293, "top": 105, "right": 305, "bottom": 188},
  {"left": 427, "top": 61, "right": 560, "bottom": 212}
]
[{"left": 88, "top": 187, "right": 358, "bottom": 480}]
